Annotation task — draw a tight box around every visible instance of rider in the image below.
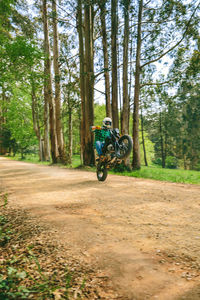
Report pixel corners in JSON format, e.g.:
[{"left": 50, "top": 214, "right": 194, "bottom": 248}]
[{"left": 91, "top": 117, "right": 112, "bottom": 160}]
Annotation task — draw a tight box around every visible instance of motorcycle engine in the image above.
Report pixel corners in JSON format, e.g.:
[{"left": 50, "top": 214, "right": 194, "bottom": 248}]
[{"left": 107, "top": 144, "right": 114, "bottom": 151}]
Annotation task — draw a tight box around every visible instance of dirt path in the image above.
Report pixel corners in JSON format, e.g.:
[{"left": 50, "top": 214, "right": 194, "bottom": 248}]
[{"left": 1, "top": 157, "right": 200, "bottom": 300}]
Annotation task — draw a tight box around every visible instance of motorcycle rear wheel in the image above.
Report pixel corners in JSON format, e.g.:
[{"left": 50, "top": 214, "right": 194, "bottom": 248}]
[
  {"left": 97, "top": 162, "right": 108, "bottom": 181},
  {"left": 116, "top": 135, "right": 133, "bottom": 159}
]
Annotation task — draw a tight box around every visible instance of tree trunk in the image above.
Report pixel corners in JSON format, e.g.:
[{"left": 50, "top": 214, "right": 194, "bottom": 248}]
[
  {"left": 52, "top": 0, "right": 66, "bottom": 164},
  {"left": 43, "top": 0, "right": 58, "bottom": 163},
  {"left": 31, "top": 76, "right": 44, "bottom": 161},
  {"left": 141, "top": 106, "right": 148, "bottom": 166},
  {"left": 83, "top": 2, "right": 95, "bottom": 165},
  {"left": 132, "top": 0, "right": 143, "bottom": 170},
  {"left": 0, "top": 88, "right": 7, "bottom": 155},
  {"left": 43, "top": 92, "right": 50, "bottom": 161},
  {"left": 99, "top": 0, "right": 111, "bottom": 118},
  {"left": 77, "top": 0, "right": 85, "bottom": 164},
  {"left": 111, "top": 0, "right": 119, "bottom": 129},
  {"left": 128, "top": 18, "right": 134, "bottom": 134},
  {"left": 67, "top": 106, "right": 73, "bottom": 166},
  {"left": 121, "top": 0, "right": 130, "bottom": 135},
  {"left": 159, "top": 111, "right": 165, "bottom": 168}
]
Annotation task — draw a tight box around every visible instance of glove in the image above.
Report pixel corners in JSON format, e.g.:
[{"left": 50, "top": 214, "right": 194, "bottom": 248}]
[{"left": 90, "top": 125, "right": 101, "bottom": 131}]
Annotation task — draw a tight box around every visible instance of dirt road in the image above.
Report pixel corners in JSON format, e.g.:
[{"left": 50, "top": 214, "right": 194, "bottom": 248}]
[{"left": 1, "top": 157, "right": 200, "bottom": 300}]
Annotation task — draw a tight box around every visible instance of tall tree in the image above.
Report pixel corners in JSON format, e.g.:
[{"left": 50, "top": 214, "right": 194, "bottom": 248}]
[
  {"left": 132, "top": 0, "right": 143, "bottom": 169},
  {"left": 31, "top": 75, "right": 44, "bottom": 161},
  {"left": 52, "top": 0, "right": 67, "bottom": 164},
  {"left": 121, "top": 0, "right": 130, "bottom": 135},
  {"left": 84, "top": 1, "right": 95, "bottom": 165},
  {"left": 99, "top": 0, "right": 111, "bottom": 118},
  {"left": 140, "top": 105, "right": 148, "bottom": 166},
  {"left": 42, "top": 0, "right": 58, "bottom": 163},
  {"left": 111, "top": 0, "right": 119, "bottom": 128},
  {"left": 76, "top": 0, "right": 86, "bottom": 164}
]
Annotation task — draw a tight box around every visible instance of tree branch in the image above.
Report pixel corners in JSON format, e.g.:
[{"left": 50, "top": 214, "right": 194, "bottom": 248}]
[
  {"left": 140, "top": 78, "right": 175, "bottom": 88},
  {"left": 141, "top": 2, "right": 200, "bottom": 69},
  {"left": 94, "top": 87, "right": 106, "bottom": 95}
]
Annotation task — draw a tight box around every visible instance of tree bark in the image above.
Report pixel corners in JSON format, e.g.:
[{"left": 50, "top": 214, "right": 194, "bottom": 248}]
[
  {"left": 43, "top": 0, "right": 58, "bottom": 163},
  {"left": 43, "top": 92, "right": 50, "bottom": 161},
  {"left": 141, "top": 106, "right": 148, "bottom": 166},
  {"left": 52, "top": 0, "right": 66, "bottom": 164},
  {"left": 132, "top": 0, "right": 143, "bottom": 170},
  {"left": 121, "top": 0, "right": 130, "bottom": 135},
  {"left": 99, "top": 0, "right": 111, "bottom": 118},
  {"left": 0, "top": 87, "right": 8, "bottom": 155},
  {"left": 31, "top": 76, "right": 44, "bottom": 161},
  {"left": 83, "top": 1, "right": 95, "bottom": 165},
  {"left": 77, "top": 0, "right": 85, "bottom": 164},
  {"left": 67, "top": 106, "right": 73, "bottom": 166},
  {"left": 111, "top": 0, "right": 119, "bottom": 129},
  {"left": 159, "top": 111, "right": 165, "bottom": 168}
]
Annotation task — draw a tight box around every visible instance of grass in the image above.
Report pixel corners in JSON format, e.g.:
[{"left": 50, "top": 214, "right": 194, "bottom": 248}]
[
  {"left": 5, "top": 153, "right": 82, "bottom": 168},
  {"left": 6, "top": 154, "right": 51, "bottom": 165},
  {"left": 4, "top": 154, "right": 200, "bottom": 185},
  {"left": 112, "top": 165, "right": 200, "bottom": 185}
]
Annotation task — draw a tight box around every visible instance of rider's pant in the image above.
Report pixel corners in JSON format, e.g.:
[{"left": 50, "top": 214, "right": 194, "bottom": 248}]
[{"left": 95, "top": 141, "right": 105, "bottom": 156}]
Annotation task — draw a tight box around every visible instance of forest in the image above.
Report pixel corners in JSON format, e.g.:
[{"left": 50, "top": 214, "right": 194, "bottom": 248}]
[{"left": 0, "top": 0, "right": 200, "bottom": 171}]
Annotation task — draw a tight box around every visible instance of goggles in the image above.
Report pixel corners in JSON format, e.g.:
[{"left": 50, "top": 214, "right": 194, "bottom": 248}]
[{"left": 105, "top": 121, "right": 111, "bottom": 125}]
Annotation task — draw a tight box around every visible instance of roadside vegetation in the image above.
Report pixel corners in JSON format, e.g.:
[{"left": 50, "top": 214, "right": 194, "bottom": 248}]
[
  {"left": 4, "top": 154, "right": 200, "bottom": 185},
  {"left": 112, "top": 165, "right": 200, "bottom": 185}
]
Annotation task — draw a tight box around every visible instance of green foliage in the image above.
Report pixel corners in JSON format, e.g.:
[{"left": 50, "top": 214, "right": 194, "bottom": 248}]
[
  {"left": 113, "top": 161, "right": 132, "bottom": 173},
  {"left": 0, "top": 127, "right": 17, "bottom": 154},
  {"left": 94, "top": 104, "right": 106, "bottom": 126},
  {"left": 4, "top": 88, "right": 38, "bottom": 158},
  {"left": 139, "top": 129, "right": 155, "bottom": 166},
  {"left": 0, "top": 267, "right": 29, "bottom": 300},
  {"left": 0, "top": 215, "right": 11, "bottom": 246},
  {"left": 152, "top": 157, "right": 162, "bottom": 166},
  {"left": 165, "top": 156, "right": 178, "bottom": 169},
  {"left": 0, "top": 0, "right": 15, "bottom": 40}
]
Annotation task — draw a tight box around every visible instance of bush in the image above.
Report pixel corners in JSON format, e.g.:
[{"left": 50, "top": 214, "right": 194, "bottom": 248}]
[
  {"left": 152, "top": 157, "right": 162, "bottom": 166},
  {"left": 193, "top": 162, "right": 200, "bottom": 171},
  {"left": 165, "top": 156, "right": 178, "bottom": 169},
  {"left": 113, "top": 161, "right": 132, "bottom": 173}
]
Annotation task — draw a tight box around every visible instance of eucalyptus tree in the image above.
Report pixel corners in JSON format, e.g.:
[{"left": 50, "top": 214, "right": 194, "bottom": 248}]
[
  {"left": 76, "top": 0, "right": 85, "bottom": 163},
  {"left": 132, "top": 0, "right": 143, "bottom": 169},
  {"left": 121, "top": 0, "right": 130, "bottom": 135},
  {"left": 77, "top": 0, "right": 95, "bottom": 166},
  {"left": 111, "top": 0, "right": 119, "bottom": 129},
  {"left": 42, "top": 0, "right": 58, "bottom": 163},
  {"left": 84, "top": 0, "right": 95, "bottom": 165},
  {"left": 59, "top": 29, "right": 80, "bottom": 165},
  {"left": 52, "top": 0, "right": 67, "bottom": 163},
  {"left": 98, "top": 0, "right": 112, "bottom": 118}
]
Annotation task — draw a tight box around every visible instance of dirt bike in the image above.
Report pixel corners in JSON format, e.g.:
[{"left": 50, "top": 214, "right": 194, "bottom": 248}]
[{"left": 96, "top": 128, "right": 133, "bottom": 181}]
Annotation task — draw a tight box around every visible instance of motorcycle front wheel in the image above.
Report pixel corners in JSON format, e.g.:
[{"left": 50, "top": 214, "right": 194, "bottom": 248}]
[
  {"left": 97, "top": 162, "right": 108, "bottom": 181},
  {"left": 116, "top": 134, "right": 133, "bottom": 159}
]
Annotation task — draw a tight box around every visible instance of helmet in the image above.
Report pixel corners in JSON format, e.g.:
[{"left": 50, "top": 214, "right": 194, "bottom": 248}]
[{"left": 102, "top": 117, "right": 112, "bottom": 129}]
